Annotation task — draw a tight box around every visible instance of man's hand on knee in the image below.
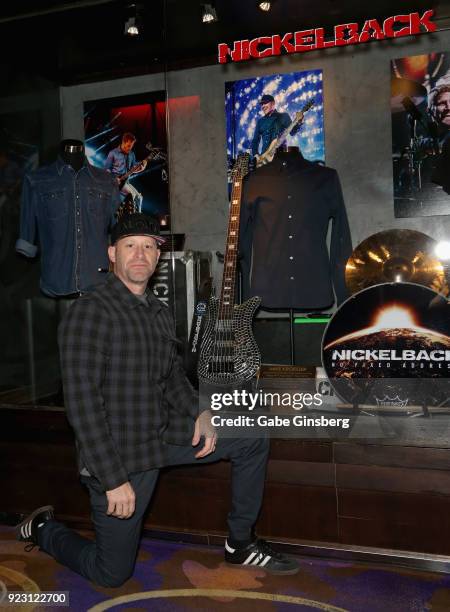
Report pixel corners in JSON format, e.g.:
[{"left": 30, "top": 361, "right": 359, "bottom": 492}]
[
  {"left": 106, "top": 482, "right": 136, "bottom": 519},
  {"left": 192, "top": 410, "right": 217, "bottom": 458}
]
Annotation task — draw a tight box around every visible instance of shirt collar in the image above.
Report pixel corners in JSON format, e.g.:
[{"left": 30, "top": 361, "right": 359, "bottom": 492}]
[
  {"left": 106, "top": 273, "right": 162, "bottom": 313},
  {"left": 56, "top": 155, "right": 95, "bottom": 177}
]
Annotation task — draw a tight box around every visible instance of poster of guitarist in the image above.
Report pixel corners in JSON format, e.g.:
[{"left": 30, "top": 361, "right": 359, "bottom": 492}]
[
  {"left": 225, "top": 70, "right": 324, "bottom": 173},
  {"left": 251, "top": 94, "right": 296, "bottom": 160},
  {"left": 84, "top": 91, "right": 169, "bottom": 226},
  {"left": 105, "top": 132, "right": 147, "bottom": 213}
]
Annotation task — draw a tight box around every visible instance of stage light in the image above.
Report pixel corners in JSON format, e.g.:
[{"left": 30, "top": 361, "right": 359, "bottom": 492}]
[
  {"left": 435, "top": 241, "right": 450, "bottom": 260},
  {"left": 258, "top": 1, "right": 273, "bottom": 11},
  {"left": 202, "top": 4, "right": 218, "bottom": 23}
]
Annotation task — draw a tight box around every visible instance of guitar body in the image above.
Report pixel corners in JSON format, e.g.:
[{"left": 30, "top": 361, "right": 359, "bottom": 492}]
[
  {"left": 198, "top": 295, "right": 261, "bottom": 385},
  {"left": 118, "top": 175, "right": 130, "bottom": 191},
  {"left": 255, "top": 139, "right": 278, "bottom": 167}
]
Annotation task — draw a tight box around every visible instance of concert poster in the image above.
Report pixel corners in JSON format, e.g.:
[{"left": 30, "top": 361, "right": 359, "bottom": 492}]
[
  {"left": 391, "top": 51, "right": 450, "bottom": 218},
  {"left": 225, "top": 69, "right": 325, "bottom": 175},
  {"left": 83, "top": 92, "right": 170, "bottom": 227}
]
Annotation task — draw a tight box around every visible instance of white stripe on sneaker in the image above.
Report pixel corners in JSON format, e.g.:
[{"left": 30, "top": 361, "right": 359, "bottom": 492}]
[
  {"left": 225, "top": 541, "right": 236, "bottom": 554},
  {"left": 251, "top": 553, "right": 264, "bottom": 565},
  {"left": 260, "top": 555, "right": 271, "bottom": 567},
  {"left": 243, "top": 552, "right": 257, "bottom": 565}
]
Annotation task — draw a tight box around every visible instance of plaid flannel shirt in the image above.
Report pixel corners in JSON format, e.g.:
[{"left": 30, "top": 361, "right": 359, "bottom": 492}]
[{"left": 58, "top": 273, "right": 199, "bottom": 491}]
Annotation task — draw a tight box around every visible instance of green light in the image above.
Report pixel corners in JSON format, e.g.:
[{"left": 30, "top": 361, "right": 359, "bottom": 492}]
[{"left": 294, "top": 317, "right": 330, "bottom": 324}]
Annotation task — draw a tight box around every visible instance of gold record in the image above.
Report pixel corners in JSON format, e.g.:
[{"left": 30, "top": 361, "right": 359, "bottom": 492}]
[{"left": 345, "top": 229, "right": 449, "bottom": 296}]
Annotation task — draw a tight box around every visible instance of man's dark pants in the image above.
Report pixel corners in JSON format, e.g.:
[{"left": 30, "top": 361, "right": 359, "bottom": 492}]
[{"left": 38, "top": 436, "right": 270, "bottom": 588}]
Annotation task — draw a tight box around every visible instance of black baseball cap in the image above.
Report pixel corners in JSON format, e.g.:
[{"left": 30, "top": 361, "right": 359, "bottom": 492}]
[
  {"left": 111, "top": 213, "right": 166, "bottom": 246},
  {"left": 260, "top": 94, "right": 275, "bottom": 104}
]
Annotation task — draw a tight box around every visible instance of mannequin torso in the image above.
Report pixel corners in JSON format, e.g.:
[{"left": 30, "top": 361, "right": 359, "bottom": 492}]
[{"left": 273, "top": 145, "right": 309, "bottom": 167}]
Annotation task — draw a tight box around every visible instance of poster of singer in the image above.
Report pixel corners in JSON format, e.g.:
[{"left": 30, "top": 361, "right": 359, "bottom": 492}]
[
  {"left": 225, "top": 69, "right": 324, "bottom": 173},
  {"left": 392, "top": 52, "right": 450, "bottom": 218},
  {"left": 83, "top": 92, "right": 170, "bottom": 227}
]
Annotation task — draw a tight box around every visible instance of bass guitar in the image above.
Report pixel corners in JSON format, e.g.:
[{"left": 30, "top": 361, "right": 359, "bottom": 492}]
[
  {"left": 197, "top": 152, "right": 261, "bottom": 385},
  {"left": 255, "top": 99, "right": 315, "bottom": 168}
]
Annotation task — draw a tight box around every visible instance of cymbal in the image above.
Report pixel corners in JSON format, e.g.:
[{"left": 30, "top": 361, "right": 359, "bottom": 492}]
[{"left": 345, "top": 229, "right": 449, "bottom": 296}]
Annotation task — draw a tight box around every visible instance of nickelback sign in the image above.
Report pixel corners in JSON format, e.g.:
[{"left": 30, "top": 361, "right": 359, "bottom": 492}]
[{"left": 218, "top": 10, "right": 437, "bottom": 64}]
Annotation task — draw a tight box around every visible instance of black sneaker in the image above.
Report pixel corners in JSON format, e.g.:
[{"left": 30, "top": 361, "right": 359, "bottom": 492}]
[
  {"left": 225, "top": 538, "right": 300, "bottom": 575},
  {"left": 15, "top": 505, "right": 54, "bottom": 551}
]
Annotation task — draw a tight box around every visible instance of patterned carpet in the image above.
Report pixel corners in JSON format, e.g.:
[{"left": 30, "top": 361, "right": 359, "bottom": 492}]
[{"left": 1, "top": 526, "right": 450, "bottom": 611}]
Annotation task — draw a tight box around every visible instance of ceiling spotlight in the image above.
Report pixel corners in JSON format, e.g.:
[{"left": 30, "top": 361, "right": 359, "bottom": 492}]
[
  {"left": 125, "top": 4, "right": 141, "bottom": 36},
  {"left": 202, "top": 3, "right": 218, "bottom": 23},
  {"left": 125, "top": 16, "right": 139, "bottom": 36},
  {"left": 258, "top": 1, "right": 273, "bottom": 11}
]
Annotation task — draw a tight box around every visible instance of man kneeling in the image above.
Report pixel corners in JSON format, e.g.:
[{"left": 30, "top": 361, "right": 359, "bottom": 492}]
[{"left": 16, "top": 213, "right": 299, "bottom": 586}]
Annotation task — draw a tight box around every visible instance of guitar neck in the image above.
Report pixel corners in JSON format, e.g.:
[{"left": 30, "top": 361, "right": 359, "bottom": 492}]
[
  {"left": 275, "top": 115, "right": 301, "bottom": 149},
  {"left": 271, "top": 102, "right": 313, "bottom": 153},
  {"left": 219, "top": 178, "right": 243, "bottom": 319}
]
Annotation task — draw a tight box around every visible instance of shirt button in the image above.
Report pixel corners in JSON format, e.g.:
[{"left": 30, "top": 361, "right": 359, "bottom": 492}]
[
  {"left": 288, "top": 215, "right": 292, "bottom": 219},
  {"left": 282, "top": 162, "right": 287, "bottom": 166},
  {"left": 289, "top": 235, "right": 293, "bottom": 239},
  {"left": 287, "top": 195, "right": 292, "bottom": 199},
  {"left": 289, "top": 256, "right": 294, "bottom": 260},
  {"left": 76, "top": 195, "right": 79, "bottom": 199},
  {"left": 77, "top": 228, "right": 80, "bottom": 232},
  {"left": 76, "top": 211, "right": 80, "bottom": 215},
  {"left": 290, "top": 276, "right": 294, "bottom": 280}
]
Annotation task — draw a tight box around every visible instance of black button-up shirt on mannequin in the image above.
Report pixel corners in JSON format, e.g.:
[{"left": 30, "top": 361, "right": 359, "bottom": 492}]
[{"left": 239, "top": 150, "right": 352, "bottom": 310}]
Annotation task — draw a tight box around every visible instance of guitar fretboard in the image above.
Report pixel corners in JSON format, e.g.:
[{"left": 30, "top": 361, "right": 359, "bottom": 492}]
[{"left": 219, "top": 178, "right": 242, "bottom": 321}]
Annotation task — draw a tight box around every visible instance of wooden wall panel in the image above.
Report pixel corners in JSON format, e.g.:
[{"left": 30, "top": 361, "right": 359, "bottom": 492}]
[
  {"left": 336, "top": 464, "right": 450, "bottom": 495},
  {"left": 2, "top": 407, "right": 450, "bottom": 556},
  {"left": 334, "top": 442, "right": 450, "bottom": 471},
  {"left": 338, "top": 490, "right": 450, "bottom": 555}
]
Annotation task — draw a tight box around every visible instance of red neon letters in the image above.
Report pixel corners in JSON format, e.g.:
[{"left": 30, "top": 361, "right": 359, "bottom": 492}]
[{"left": 218, "top": 10, "right": 437, "bottom": 64}]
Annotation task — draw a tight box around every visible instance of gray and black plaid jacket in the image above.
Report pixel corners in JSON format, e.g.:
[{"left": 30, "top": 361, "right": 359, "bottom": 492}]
[{"left": 58, "top": 273, "right": 198, "bottom": 491}]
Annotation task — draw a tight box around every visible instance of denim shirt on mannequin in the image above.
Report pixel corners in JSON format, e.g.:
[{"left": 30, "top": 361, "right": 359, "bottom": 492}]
[{"left": 16, "top": 157, "right": 120, "bottom": 296}]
